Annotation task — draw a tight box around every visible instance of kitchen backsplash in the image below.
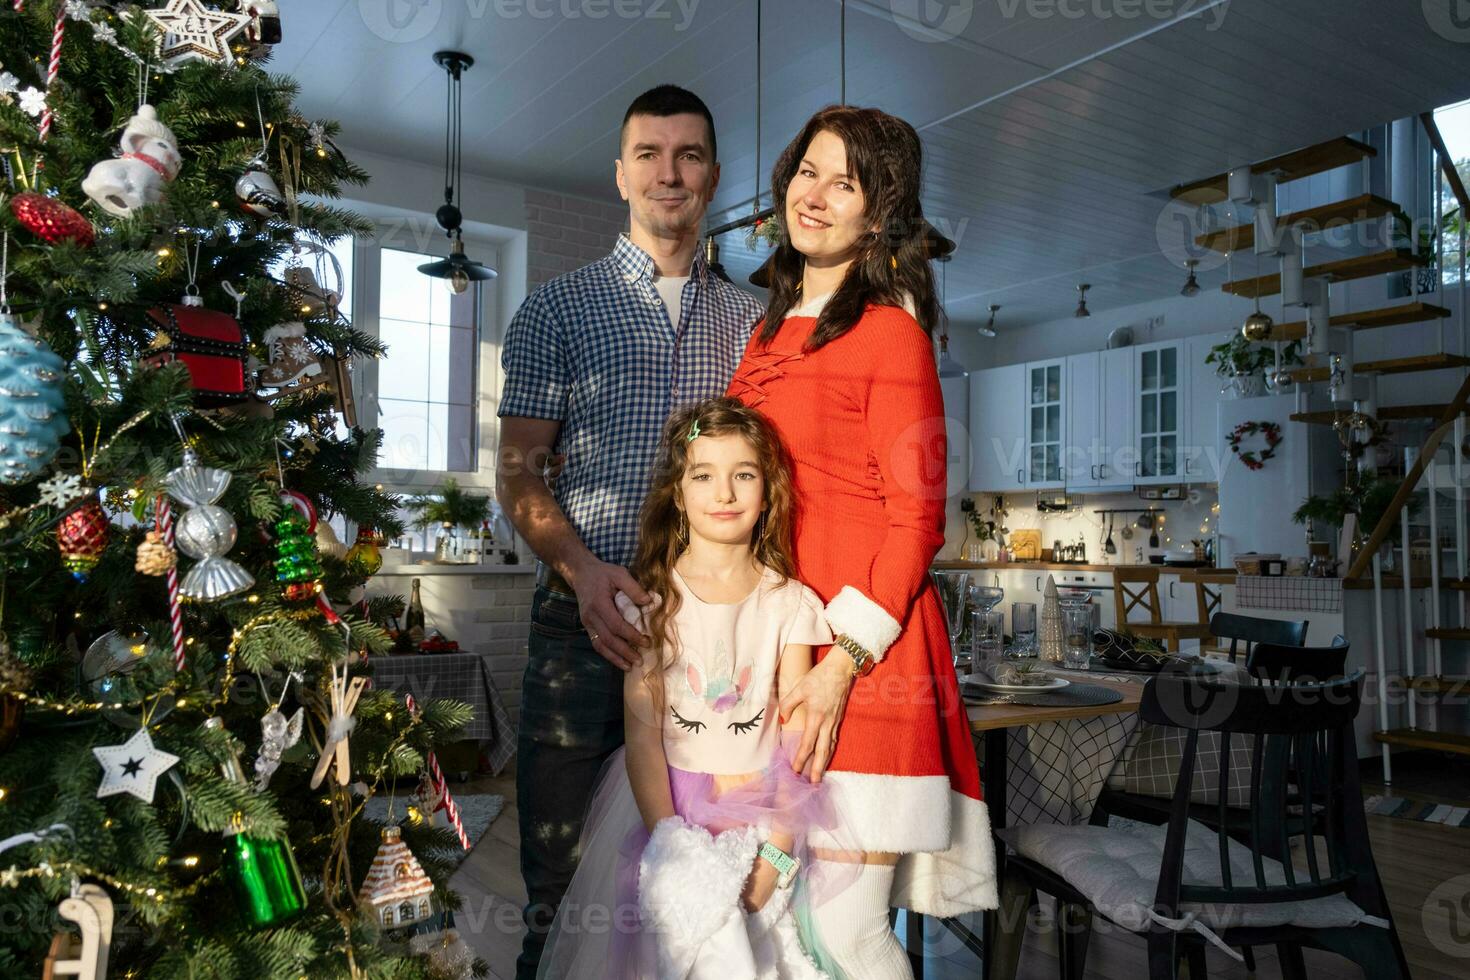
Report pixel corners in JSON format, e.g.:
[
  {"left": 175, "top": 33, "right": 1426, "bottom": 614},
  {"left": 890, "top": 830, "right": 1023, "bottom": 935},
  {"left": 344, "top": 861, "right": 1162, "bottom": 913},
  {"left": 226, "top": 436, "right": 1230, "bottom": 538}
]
[{"left": 945, "top": 488, "right": 1221, "bottom": 564}]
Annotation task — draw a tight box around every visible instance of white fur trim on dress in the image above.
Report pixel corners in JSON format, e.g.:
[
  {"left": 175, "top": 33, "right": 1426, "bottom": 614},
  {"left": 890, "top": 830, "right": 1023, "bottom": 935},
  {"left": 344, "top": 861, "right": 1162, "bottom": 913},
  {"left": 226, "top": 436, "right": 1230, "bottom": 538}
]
[
  {"left": 823, "top": 586, "right": 902, "bottom": 661},
  {"left": 639, "top": 817, "right": 762, "bottom": 977},
  {"left": 807, "top": 773, "right": 998, "bottom": 917},
  {"left": 746, "top": 886, "right": 830, "bottom": 979}
]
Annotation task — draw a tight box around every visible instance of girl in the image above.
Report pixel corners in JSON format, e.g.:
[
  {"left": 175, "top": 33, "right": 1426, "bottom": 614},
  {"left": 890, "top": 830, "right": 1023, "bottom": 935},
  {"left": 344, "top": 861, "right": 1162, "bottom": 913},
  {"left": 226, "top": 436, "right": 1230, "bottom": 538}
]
[
  {"left": 538, "top": 397, "right": 845, "bottom": 980},
  {"left": 727, "top": 105, "right": 998, "bottom": 978}
]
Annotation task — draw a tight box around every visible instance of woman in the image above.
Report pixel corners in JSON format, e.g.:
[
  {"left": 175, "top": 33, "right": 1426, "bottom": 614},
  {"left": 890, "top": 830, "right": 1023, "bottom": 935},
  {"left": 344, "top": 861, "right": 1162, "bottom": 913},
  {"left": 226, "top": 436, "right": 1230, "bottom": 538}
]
[{"left": 727, "top": 105, "right": 997, "bottom": 978}]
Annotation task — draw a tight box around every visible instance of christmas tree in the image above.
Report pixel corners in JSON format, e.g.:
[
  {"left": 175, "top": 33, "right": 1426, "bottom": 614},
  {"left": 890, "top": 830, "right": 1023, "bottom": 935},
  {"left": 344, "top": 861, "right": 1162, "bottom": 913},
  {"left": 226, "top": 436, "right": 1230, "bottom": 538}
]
[{"left": 0, "top": 3, "right": 481, "bottom": 977}]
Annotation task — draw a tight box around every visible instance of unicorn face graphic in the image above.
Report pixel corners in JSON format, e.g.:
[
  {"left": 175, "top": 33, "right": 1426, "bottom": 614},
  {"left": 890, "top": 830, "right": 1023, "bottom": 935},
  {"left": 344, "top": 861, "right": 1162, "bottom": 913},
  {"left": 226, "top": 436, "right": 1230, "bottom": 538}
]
[{"left": 684, "top": 639, "right": 750, "bottom": 714}]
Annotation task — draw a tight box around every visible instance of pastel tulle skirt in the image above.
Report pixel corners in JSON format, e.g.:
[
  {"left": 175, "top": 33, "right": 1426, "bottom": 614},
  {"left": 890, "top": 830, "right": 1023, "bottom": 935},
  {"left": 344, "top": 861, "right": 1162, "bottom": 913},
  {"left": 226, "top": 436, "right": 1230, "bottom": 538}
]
[{"left": 537, "top": 741, "right": 856, "bottom": 979}]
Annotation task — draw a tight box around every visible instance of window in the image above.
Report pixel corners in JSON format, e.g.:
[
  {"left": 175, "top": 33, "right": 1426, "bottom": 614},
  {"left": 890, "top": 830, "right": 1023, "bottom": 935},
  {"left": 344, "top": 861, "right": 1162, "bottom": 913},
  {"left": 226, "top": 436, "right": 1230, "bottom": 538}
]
[
  {"left": 1432, "top": 99, "right": 1470, "bottom": 285},
  {"left": 350, "top": 234, "right": 501, "bottom": 492}
]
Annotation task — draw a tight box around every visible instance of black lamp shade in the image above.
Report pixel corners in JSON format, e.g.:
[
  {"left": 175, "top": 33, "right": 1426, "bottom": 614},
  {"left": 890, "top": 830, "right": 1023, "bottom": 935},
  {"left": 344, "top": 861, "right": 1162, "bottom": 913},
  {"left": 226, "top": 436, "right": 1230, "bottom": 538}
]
[{"left": 418, "top": 250, "right": 497, "bottom": 282}]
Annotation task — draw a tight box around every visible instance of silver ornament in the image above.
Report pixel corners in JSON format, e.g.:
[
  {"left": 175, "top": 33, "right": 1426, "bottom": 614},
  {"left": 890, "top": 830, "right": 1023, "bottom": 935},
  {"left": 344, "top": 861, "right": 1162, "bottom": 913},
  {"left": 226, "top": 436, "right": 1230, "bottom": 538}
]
[
  {"left": 165, "top": 449, "right": 254, "bottom": 601},
  {"left": 81, "top": 628, "right": 151, "bottom": 698},
  {"left": 253, "top": 705, "right": 303, "bottom": 791},
  {"left": 236, "top": 156, "right": 286, "bottom": 218}
]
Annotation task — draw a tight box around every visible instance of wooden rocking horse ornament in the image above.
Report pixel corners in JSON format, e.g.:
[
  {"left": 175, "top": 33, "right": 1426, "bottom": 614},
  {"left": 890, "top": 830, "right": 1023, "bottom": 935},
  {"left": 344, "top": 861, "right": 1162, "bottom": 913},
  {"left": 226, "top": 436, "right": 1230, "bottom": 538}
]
[{"left": 42, "top": 882, "right": 113, "bottom": 980}]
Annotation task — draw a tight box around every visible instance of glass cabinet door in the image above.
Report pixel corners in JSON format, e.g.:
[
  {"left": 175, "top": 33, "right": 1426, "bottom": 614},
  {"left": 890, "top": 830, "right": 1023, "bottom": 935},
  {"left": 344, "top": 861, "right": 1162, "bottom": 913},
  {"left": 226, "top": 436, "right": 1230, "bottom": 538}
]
[
  {"left": 1027, "top": 362, "right": 1063, "bottom": 485},
  {"left": 1137, "top": 345, "right": 1180, "bottom": 480}
]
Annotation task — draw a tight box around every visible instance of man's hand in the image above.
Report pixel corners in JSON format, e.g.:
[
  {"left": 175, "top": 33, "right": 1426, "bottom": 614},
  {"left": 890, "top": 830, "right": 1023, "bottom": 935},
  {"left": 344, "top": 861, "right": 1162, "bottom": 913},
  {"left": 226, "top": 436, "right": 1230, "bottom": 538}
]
[
  {"left": 570, "top": 558, "right": 652, "bottom": 670},
  {"left": 779, "top": 652, "right": 856, "bottom": 783}
]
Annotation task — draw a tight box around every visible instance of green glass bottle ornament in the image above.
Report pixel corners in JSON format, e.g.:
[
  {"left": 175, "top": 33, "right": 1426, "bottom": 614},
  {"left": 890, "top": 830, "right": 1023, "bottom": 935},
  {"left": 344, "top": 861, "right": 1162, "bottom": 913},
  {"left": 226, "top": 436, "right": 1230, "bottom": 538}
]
[
  {"left": 273, "top": 509, "right": 323, "bottom": 602},
  {"left": 206, "top": 717, "right": 307, "bottom": 927}
]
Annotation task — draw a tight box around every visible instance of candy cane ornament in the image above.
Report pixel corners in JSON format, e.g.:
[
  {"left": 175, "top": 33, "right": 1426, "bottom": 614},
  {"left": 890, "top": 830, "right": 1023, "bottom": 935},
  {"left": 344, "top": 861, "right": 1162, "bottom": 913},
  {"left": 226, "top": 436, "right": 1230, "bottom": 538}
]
[
  {"left": 155, "top": 495, "right": 186, "bottom": 671},
  {"left": 404, "top": 693, "right": 470, "bottom": 850},
  {"left": 38, "top": 9, "right": 64, "bottom": 144}
]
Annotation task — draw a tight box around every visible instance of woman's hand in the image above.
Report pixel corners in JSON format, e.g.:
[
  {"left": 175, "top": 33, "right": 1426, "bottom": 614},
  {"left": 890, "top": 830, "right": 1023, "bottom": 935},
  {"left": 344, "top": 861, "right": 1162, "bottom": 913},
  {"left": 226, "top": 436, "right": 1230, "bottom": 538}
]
[
  {"left": 742, "top": 858, "right": 778, "bottom": 912},
  {"left": 779, "top": 651, "right": 855, "bottom": 783}
]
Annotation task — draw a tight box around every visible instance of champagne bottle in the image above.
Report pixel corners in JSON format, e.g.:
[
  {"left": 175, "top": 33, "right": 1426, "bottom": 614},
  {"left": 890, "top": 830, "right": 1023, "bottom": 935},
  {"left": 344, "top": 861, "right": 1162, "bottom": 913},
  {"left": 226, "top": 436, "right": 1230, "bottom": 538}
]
[
  {"left": 406, "top": 578, "right": 426, "bottom": 646},
  {"left": 205, "top": 717, "right": 307, "bottom": 928}
]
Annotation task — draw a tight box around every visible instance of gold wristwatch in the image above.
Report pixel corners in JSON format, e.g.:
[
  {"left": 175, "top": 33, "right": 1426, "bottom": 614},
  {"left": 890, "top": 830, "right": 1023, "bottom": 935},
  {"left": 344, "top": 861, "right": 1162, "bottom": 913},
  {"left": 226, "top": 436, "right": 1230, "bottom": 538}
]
[{"left": 834, "top": 634, "right": 875, "bottom": 677}]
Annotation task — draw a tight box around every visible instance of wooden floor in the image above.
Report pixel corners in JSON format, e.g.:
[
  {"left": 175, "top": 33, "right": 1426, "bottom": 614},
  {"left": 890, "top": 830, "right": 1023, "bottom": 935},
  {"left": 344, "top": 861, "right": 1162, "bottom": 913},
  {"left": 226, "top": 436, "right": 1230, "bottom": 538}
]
[{"left": 447, "top": 757, "right": 1470, "bottom": 979}]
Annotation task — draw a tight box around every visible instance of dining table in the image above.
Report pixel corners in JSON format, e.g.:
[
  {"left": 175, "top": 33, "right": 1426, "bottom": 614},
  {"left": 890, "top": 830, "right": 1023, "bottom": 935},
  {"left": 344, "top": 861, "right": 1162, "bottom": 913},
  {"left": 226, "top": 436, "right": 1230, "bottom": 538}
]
[{"left": 904, "top": 671, "right": 1146, "bottom": 979}]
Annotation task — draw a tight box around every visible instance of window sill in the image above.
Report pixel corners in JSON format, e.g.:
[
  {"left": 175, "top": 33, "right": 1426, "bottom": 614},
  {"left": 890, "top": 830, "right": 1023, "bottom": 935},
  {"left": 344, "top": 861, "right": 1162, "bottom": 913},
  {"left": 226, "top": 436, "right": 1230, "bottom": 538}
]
[{"left": 374, "top": 560, "right": 535, "bottom": 576}]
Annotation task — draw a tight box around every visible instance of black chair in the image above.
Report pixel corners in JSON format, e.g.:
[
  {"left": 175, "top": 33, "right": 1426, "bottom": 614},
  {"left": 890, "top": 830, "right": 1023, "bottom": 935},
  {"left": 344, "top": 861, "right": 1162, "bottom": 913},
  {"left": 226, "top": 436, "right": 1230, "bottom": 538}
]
[
  {"left": 997, "top": 672, "right": 1409, "bottom": 980},
  {"left": 1246, "top": 636, "right": 1349, "bottom": 684},
  {"left": 1210, "top": 612, "right": 1309, "bottom": 663}
]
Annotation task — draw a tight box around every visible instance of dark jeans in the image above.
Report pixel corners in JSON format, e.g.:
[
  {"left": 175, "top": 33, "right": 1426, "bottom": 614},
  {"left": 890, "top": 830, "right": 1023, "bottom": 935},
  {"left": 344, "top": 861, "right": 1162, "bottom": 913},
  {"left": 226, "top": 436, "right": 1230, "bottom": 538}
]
[{"left": 515, "top": 586, "right": 625, "bottom": 980}]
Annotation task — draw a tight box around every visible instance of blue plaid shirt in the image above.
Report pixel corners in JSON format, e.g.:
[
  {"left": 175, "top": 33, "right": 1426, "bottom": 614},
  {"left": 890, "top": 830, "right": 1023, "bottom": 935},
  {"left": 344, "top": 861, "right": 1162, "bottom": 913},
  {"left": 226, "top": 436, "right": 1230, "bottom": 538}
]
[{"left": 500, "top": 234, "right": 764, "bottom": 567}]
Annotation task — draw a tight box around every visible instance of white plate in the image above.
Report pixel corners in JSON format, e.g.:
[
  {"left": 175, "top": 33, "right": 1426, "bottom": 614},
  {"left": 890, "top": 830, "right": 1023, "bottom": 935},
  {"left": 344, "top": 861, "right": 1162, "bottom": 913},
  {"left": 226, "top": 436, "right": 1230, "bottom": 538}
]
[{"left": 962, "top": 674, "right": 1070, "bottom": 695}]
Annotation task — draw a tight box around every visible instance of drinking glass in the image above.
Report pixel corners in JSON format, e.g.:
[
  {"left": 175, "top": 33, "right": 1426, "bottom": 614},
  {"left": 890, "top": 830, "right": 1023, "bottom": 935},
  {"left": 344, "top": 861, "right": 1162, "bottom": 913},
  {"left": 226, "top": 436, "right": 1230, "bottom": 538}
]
[
  {"left": 930, "top": 570, "right": 971, "bottom": 669},
  {"left": 970, "top": 610, "right": 1005, "bottom": 672},
  {"left": 1062, "top": 605, "right": 1093, "bottom": 671},
  {"left": 1010, "top": 601, "right": 1037, "bottom": 659},
  {"left": 969, "top": 583, "right": 1005, "bottom": 616}
]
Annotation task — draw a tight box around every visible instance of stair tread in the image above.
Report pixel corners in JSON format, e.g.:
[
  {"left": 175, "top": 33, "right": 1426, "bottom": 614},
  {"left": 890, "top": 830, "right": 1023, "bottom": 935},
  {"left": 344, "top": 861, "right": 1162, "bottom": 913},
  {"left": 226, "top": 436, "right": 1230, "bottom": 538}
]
[
  {"left": 1222, "top": 249, "right": 1428, "bottom": 299},
  {"left": 1292, "top": 404, "right": 1458, "bottom": 425},
  {"left": 1171, "top": 137, "right": 1378, "bottom": 204},
  {"left": 1287, "top": 367, "right": 1330, "bottom": 384},
  {"left": 1391, "top": 675, "right": 1470, "bottom": 695},
  {"left": 1374, "top": 728, "right": 1470, "bottom": 755},
  {"left": 1426, "top": 627, "right": 1470, "bottom": 640},
  {"left": 1265, "top": 301, "right": 1453, "bottom": 341},
  {"left": 1356, "top": 353, "right": 1470, "bottom": 375},
  {"left": 1196, "top": 194, "right": 1400, "bottom": 253}
]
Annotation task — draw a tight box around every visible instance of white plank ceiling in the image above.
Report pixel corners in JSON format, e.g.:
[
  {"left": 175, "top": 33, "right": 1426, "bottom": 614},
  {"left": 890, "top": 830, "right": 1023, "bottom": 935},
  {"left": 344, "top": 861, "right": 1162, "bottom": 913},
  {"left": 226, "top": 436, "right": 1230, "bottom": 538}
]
[{"left": 275, "top": 0, "right": 1470, "bottom": 329}]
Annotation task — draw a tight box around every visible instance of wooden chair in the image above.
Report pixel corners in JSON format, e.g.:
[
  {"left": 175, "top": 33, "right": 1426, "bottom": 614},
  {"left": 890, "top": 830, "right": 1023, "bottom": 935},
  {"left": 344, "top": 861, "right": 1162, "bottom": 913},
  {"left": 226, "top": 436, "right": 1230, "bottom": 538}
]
[
  {"left": 1211, "top": 612, "right": 1309, "bottom": 664},
  {"left": 1112, "top": 567, "right": 1213, "bottom": 652},
  {"left": 999, "top": 672, "right": 1410, "bottom": 980}
]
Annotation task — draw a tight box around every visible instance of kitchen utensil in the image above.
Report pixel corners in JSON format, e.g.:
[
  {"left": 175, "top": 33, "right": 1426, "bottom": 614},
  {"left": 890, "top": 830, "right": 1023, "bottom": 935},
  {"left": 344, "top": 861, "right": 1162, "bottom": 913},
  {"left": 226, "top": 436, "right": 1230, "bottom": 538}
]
[
  {"left": 1104, "top": 515, "right": 1117, "bottom": 556},
  {"left": 1121, "top": 521, "right": 1134, "bottom": 541},
  {"left": 1149, "top": 525, "right": 1161, "bottom": 549},
  {"left": 1137, "top": 510, "right": 1154, "bottom": 530}
]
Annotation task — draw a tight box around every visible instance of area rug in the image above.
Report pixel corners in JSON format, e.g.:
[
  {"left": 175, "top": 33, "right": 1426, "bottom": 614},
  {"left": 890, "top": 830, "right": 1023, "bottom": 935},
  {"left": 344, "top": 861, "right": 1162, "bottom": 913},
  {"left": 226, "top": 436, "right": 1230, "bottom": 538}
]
[
  {"left": 362, "top": 793, "right": 505, "bottom": 866},
  {"left": 1364, "top": 793, "right": 1470, "bottom": 827}
]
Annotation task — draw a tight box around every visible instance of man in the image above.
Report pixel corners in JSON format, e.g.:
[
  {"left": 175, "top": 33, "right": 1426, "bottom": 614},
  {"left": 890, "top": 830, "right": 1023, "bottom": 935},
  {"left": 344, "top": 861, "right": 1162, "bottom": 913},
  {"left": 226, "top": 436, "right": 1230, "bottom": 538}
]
[{"left": 497, "top": 84, "right": 763, "bottom": 979}]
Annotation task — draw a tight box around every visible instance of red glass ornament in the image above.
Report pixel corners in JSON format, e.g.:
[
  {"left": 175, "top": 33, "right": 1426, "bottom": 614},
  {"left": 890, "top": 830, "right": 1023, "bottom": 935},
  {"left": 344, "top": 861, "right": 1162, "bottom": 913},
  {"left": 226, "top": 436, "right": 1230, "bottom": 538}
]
[
  {"left": 283, "top": 580, "right": 318, "bottom": 603},
  {"left": 10, "top": 192, "right": 95, "bottom": 248},
  {"left": 57, "top": 496, "right": 110, "bottom": 580}
]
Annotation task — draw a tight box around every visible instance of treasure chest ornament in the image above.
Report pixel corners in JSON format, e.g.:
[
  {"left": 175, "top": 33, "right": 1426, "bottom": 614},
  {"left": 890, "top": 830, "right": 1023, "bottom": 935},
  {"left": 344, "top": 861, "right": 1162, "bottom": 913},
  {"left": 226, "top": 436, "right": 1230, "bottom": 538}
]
[{"left": 144, "top": 296, "right": 248, "bottom": 406}]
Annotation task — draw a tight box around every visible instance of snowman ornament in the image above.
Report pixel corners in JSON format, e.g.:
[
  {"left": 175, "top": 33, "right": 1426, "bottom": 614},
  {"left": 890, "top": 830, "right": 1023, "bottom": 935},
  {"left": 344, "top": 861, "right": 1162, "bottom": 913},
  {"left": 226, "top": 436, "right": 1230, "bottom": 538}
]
[{"left": 82, "top": 105, "right": 182, "bottom": 217}]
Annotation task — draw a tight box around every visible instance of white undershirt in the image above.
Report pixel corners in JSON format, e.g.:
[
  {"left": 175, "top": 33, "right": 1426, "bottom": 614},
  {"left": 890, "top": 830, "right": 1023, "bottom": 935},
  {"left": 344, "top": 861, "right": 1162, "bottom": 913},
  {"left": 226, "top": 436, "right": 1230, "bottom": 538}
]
[{"left": 653, "top": 274, "right": 689, "bottom": 331}]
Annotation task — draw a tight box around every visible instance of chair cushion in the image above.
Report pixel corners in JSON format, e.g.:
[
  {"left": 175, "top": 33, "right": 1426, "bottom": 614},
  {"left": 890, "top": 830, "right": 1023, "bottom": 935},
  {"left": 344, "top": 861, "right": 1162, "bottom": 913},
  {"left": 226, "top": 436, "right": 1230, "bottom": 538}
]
[
  {"left": 1115, "top": 726, "right": 1255, "bottom": 807},
  {"left": 998, "top": 819, "right": 1382, "bottom": 937}
]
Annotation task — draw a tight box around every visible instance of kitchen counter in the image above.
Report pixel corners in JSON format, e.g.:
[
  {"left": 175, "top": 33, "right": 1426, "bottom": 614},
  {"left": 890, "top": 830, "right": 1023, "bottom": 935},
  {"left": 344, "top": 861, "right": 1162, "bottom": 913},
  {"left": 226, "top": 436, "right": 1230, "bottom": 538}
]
[{"left": 933, "top": 560, "right": 1235, "bottom": 579}]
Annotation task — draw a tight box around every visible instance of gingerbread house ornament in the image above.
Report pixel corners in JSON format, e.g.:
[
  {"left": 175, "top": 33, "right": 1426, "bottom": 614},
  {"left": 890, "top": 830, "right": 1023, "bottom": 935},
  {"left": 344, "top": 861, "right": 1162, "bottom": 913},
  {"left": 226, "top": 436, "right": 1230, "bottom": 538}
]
[{"left": 358, "top": 825, "right": 434, "bottom": 929}]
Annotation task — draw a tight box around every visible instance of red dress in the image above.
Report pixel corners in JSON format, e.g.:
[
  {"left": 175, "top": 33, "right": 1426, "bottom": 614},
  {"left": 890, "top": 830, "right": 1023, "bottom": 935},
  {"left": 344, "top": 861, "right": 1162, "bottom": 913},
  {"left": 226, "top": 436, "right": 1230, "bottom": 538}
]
[{"left": 727, "top": 296, "right": 997, "bottom": 917}]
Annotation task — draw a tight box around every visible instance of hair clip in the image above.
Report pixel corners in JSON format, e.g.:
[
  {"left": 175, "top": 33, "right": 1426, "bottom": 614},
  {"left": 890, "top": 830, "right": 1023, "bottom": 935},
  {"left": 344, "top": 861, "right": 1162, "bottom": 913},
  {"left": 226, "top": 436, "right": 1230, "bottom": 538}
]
[{"left": 687, "top": 418, "right": 701, "bottom": 442}]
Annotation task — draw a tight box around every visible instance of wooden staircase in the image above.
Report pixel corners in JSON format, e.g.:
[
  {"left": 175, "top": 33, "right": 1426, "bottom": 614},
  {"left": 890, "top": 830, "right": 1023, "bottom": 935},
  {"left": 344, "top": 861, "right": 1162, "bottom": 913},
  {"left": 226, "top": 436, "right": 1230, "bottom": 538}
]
[
  {"left": 1196, "top": 193, "right": 1400, "bottom": 253},
  {"left": 1221, "top": 249, "right": 1428, "bottom": 299},
  {"left": 1170, "top": 136, "right": 1377, "bottom": 205},
  {"left": 1263, "top": 301, "right": 1453, "bottom": 342}
]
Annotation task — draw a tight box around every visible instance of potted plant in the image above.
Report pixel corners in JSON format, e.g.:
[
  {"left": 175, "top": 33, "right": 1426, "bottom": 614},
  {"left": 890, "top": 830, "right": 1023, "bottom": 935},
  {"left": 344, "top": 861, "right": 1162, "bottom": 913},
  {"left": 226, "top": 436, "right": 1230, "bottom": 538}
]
[
  {"left": 1205, "top": 334, "right": 1304, "bottom": 397},
  {"left": 402, "top": 478, "right": 491, "bottom": 562},
  {"left": 1292, "top": 472, "right": 1415, "bottom": 569}
]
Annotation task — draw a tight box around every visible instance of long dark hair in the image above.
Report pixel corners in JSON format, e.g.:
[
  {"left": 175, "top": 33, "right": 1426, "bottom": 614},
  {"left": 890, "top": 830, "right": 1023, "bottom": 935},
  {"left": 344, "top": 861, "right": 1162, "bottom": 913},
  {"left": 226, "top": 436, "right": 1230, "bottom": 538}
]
[
  {"left": 759, "top": 105, "right": 941, "bottom": 350},
  {"left": 630, "top": 397, "right": 797, "bottom": 670}
]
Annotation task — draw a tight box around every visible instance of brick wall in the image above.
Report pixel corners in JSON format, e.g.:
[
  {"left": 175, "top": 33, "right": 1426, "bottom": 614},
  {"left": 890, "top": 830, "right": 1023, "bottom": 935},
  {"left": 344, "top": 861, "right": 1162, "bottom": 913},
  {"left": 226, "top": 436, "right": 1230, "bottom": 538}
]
[
  {"left": 470, "top": 572, "right": 536, "bottom": 731},
  {"left": 524, "top": 187, "right": 627, "bottom": 290}
]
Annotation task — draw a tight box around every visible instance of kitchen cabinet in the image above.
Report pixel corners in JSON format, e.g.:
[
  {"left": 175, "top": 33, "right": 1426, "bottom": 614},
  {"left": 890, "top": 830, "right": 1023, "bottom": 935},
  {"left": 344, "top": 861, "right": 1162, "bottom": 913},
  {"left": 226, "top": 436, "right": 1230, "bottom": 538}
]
[
  {"left": 969, "top": 365, "right": 1025, "bottom": 492},
  {"left": 940, "top": 375, "right": 972, "bottom": 495},
  {"left": 1135, "top": 341, "right": 1185, "bottom": 484},
  {"left": 1184, "top": 332, "right": 1232, "bottom": 484},
  {"left": 1067, "top": 348, "right": 1136, "bottom": 489},
  {"left": 1024, "top": 359, "right": 1067, "bottom": 488}
]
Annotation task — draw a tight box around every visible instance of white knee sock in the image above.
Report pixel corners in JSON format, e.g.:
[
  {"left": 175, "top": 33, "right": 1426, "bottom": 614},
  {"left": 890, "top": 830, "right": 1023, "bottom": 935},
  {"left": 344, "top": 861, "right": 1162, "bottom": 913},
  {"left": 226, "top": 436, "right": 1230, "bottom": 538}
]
[{"left": 806, "top": 860, "right": 914, "bottom": 980}]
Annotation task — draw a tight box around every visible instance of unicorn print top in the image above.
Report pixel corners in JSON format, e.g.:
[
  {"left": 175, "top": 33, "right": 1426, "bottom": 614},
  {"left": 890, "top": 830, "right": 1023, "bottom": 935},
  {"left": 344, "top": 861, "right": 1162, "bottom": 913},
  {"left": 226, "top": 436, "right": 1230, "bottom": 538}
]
[{"left": 617, "top": 565, "right": 833, "bottom": 776}]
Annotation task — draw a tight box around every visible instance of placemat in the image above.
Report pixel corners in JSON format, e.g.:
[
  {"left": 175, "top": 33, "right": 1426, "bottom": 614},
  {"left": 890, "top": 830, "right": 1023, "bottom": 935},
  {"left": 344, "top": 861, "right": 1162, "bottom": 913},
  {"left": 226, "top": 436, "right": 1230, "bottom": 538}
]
[{"left": 963, "top": 682, "right": 1125, "bottom": 708}]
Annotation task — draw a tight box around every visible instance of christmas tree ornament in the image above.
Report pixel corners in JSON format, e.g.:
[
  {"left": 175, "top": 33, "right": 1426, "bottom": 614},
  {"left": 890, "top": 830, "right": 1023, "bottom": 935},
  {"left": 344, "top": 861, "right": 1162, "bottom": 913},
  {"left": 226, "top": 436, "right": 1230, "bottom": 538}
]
[
  {"left": 36, "top": 472, "right": 85, "bottom": 507},
  {"left": 273, "top": 509, "right": 322, "bottom": 602},
  {"left": 143, "top": 300, "right": 249, "bottom": 407},
  {"left": 134, "top": 529, "right": 176, "bottom": 575},
  {"left": 235, "top": 154, "right": 285, "bottom": 217},
  {"left": 283, "top": 264, "right": 339, "bottom": 320},
  {"left": 241, "top": 1, "right": 281, "bottom": 57},
  {"left": 56, "top": 495, "right": 110, "bottom": 580},
  {"left": 42, "top": 882, "right": 113, "bottom": 980},
  {"left": 358, "top": 825, "right": 434, "bottom": 930},
  {"left": 9, "top": 192, "right": 94, "bottom": 247},
  {"left": 145, "top": 0, "right": 251, "bottom": 66},
  {"left": 165, "top": 448, "right": 254, "bottom": 601},
  {"left": 92, "top": 727, "right": 179, "bottom": 803},
  {"left": 81, "top": 104, "right": 182, "bottom": 217},
  {"left": 309, "top": 668, "right": 366, "bottom": 789},
  {"left": 80, "top": 628, "right": 151, "bottom": 699},
  {"left": 252, "top": 703, "right": 302, "bottom": 792},
  {"left": 154, "top": 495, "right": 187, "bottom": 672},
  {"left": 1038, "top": 574, "right": 1064, "bottom": 664},
  {"left": 36, "top": 8, "right": 65, "bottom": 142},
  {"left": 0, "top": 308, "right": 70, "bottom": 485},
  {"left": 406, "top": 693, "right": 471, "bottom": 850},
  {"left": 345, "top": 526, "right": 382, "bottom": 577},
  {"left": 206, "top": 717, "right": 308, "bottom": 927},
  {"left": 315, "top": 517, "right": 347, "bottom": 560},
  {"left": 256, "top": 320, "right": 323, "bottom": 389},
  {"left": 409, "top": 928, "right": 475, "bottom": 980}
]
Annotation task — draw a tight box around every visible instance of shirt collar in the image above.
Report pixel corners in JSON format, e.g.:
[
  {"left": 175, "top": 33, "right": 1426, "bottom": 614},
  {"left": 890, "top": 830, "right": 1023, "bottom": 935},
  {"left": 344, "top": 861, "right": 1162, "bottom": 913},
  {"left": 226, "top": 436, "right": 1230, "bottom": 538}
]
[{"left": 612, "top": 233, "right": 709, "bottom": 285}]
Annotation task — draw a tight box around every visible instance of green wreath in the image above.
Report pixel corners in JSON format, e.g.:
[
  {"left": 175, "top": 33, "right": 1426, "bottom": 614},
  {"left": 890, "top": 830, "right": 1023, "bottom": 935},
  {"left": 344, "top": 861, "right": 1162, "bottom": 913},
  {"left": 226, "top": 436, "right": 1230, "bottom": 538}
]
[{"left": 1228, "top": 420, "right": 1282, "bottom": 472}]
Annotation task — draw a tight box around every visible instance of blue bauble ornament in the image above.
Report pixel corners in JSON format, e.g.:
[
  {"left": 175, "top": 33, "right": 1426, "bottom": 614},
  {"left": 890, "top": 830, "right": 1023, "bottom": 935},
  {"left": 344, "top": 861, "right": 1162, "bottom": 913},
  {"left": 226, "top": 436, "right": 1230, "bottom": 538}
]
[{"left": 0, "top": 312, "right": 68, "bottom": 484}]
